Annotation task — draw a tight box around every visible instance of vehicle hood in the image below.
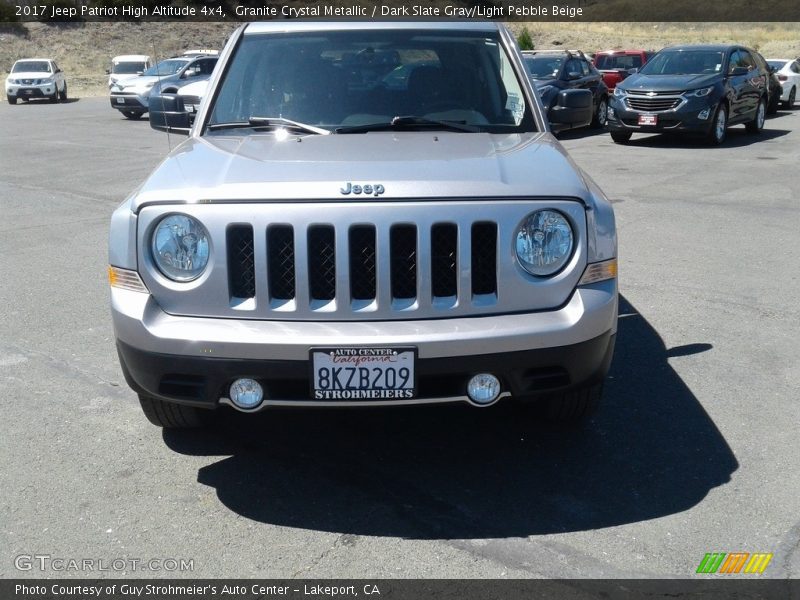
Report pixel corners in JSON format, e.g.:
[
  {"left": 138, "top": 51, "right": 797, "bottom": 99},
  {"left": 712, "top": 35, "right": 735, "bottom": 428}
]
[
  {"left": 114, "top": 75, "right": 162, "bottom": 90},
  {"left": 131, "top": 132, "right": 592, "bottom": 211},
  {"left": 620, "top": 73, "right": 720, "bottom": 92},
  {"left": 8, "top": 71, "right": 53, "bottom": 80}
]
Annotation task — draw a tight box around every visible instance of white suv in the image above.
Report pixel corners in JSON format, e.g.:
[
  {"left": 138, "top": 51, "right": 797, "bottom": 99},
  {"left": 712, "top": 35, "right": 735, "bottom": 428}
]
[{"left": 6, "top": 58, "right": 67, "bottom": 104}]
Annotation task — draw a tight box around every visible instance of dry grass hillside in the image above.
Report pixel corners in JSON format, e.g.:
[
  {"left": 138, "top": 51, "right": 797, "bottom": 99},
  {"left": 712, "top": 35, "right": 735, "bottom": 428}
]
[{"left": 1, "top": 21, "right": 799, "bottom": 98}]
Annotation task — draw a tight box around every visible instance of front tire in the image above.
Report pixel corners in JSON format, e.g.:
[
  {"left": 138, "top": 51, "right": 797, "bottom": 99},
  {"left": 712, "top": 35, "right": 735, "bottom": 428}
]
[
  {"left": 592, "top": 96, "right": 608, "bottom": 128},
  {"left": 138, "top": 395, "right": 209, "bottom": 429},
  {"left": 123, "top": 110, "right": 144, "bottom": 120},
  {"left": 539, "top": 383, "right": 603, "bottom": 423},
  {"left": 706, "top": 102, "right": 727, "bottom": 145},
  {"left": 745, "top": 97, "right": 766, "bottom": 134},
  {"left": 59, "top": 83, "right": 67, "bottom": 102},
  {"left": 7, "top": 95, "right": 17, "bottom": 105},
  {"left": 610, "top": 130, "right": 632, "bottom": 144}
]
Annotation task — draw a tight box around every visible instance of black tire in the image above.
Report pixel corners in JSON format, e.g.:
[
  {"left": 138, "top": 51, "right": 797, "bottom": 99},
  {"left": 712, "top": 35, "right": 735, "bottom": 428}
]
[
  {"left": 541, "top": 383, "right": 603, "bottom": 423},
  {"left": 610, "top": 130, "right": 632, "bottom": 144},
  {"left": 592, "top": 96, "right": 608, "bottom": 128},
  {"left": 7, "top": 95, "right": 17, "bottom": 105},
  {"left": 783, "top": 87, "right": 796, "bottom": 109},
  {"left": 767, "top": 91, "right": 780, "bottom": 115},
  {"left": 59, "top": 83, "right": 67, "bottom": 102},
  {"left": 49, "top": 88, "right": 58, "bottom": 103},
  {"left": 138, "top": 395, "right": 209, "bottom": 428},
  {"left": 745, "top": 97, "right": 766, "bottom": 134},
  {"left": 123, "top": 110, "right": 144, "bottom": 120},
  {"left": 706, "top": 102, "right": 727, "bottom": 145}
]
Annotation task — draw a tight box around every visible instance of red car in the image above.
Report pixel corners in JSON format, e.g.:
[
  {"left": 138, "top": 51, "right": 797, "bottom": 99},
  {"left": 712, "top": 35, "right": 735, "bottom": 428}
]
[{"left": 593, "top": 50, "right": 655, "bottom": 90}]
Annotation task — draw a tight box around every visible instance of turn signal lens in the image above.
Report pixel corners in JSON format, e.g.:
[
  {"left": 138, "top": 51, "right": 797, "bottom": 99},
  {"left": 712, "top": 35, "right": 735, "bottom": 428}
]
[
  {"left": 578, "top": 259, "right": 618, "bottom": 285},
  {"left": 108, "top": 265, "right": 149, "bottom": 293}
]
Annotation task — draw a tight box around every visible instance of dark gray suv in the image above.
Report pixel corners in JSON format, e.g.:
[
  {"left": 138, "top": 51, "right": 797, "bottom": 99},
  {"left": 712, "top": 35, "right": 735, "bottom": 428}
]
[{"left": 607, "top": 44, "right": 770, "bottom": 145}]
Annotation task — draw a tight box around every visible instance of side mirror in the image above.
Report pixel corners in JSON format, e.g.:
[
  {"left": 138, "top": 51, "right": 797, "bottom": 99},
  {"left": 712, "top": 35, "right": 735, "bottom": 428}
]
[
  {"left": 549, "top": 89, "right": 593, "bottom": 132},
  {"left": 627, "top": 67, "right": 638, "bottom": 75},
  {"left": 149, "top": 94, "right": 191, "bottom": 134},
  {"left": 730, "top": 66, "right": 749, "bottom": 76},
  {"left": 105, "top": 69, "right": 111, "bottom": 75},
  {"left": 567, "top": 71, "right": 582, "bottom": 80},
  {"left": 136, "top": 71, "right": 143, "bottom": 75}
]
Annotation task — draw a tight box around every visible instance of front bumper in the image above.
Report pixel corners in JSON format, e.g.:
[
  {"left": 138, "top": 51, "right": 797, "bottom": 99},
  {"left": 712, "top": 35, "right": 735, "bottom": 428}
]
[
  {"left": 607, "top": 95, "right": 717, "bottom": 134},
  {"left": 6, "top": 83, "right": 56, "bottom": 98},
  {"left": 112, "top": 279, "right": 618, "bottom": 408},
  {"left": 109, "top": 93, "right": 148, "bottom": 111}
]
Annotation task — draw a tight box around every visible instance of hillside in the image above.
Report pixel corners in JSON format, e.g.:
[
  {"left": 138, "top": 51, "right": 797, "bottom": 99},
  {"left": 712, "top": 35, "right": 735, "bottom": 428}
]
[{"left": 1, "top": 21, "right": 799, "bottom": 98}]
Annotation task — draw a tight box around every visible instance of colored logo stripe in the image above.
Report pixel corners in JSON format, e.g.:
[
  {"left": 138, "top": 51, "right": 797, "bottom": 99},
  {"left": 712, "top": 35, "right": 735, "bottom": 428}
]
[
  {"left": 697, "top": 553, "right": 726, "bottom": 573},
  {"left": 744, "top": 553, "right": 773, "bottom": 574}
]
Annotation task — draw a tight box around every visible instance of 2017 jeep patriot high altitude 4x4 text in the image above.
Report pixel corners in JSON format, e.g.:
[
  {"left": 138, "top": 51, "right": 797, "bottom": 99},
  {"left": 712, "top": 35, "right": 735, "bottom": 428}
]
[{"left": 108, "top": 22, "right": 618, "bottom": 428}]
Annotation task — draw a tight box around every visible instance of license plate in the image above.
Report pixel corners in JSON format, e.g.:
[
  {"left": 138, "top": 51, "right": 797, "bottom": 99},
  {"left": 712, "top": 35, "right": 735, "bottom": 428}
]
[
  {"left": 638, "top": 114, "right": 658, "bottom": 126},
  {"left": 311, "top": 347, "right": 416, "bottom": 401},
  {"left": 116, "top": 97, "right": 125, "bottom": 104}
]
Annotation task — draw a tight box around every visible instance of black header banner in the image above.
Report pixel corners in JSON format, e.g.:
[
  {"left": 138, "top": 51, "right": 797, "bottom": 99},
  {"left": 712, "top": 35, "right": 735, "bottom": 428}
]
[
  {"left": 3, "top": 0, "right": 800, "bottom": 22},
  {"left": 3, "top": 579, "right": 800, "bottom": 600}
]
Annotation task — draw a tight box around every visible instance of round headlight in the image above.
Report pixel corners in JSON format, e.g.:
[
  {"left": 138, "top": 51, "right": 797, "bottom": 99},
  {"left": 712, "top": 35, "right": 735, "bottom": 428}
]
[
  {"left": 515, "top": 210, "right": 574, "bottom": 277},
  {"left": 151, "top": 214, "right": 210, "bottom": 282}
]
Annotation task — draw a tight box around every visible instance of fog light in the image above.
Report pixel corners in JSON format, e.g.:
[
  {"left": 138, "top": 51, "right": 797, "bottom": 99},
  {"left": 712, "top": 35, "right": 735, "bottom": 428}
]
[
  {"left": 467, "top": 374, "right": 501, "bottom": 406},
  {"left": 698, "top": 108, "right": 711, "bottom": 120},
  {"left": 229, "top": 378, "right": 264, "bottom": 409},
  {"left": 607, "top": 106, "right": 616, "bottom": 120}
]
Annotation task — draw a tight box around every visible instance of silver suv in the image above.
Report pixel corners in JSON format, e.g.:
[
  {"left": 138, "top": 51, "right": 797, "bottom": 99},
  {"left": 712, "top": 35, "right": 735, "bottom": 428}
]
[{"left": 109, "top": 22, "right": 618, "bottom": 428}]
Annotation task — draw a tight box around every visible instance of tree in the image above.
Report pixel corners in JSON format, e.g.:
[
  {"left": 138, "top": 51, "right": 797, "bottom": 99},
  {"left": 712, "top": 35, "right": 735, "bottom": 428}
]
[{"left": 517, "top": 27, "right": 534, "bottom": 51}]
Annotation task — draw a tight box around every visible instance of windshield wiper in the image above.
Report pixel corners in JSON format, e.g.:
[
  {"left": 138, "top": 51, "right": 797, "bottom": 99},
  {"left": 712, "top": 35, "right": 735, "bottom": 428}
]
[
  {"left": 207, "top": 117, "right": 330, "bottom": 135},
  {"left": 336, "top": 116, "right": 480, "bottom": 134}
]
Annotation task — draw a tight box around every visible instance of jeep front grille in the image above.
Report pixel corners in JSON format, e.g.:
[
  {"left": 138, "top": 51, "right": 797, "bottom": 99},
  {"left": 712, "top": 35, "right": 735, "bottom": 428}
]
[
  {"left": 138, "top": 200, "right": 587, "bottom": 322},
  {"left": 227, "top": 220, "right": 498, "bottom": 312}
]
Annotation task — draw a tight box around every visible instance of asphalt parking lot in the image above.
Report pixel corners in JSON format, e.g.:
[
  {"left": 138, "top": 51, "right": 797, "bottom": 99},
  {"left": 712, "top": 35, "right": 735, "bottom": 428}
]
[{"left": 1, "top": 97, "right": 799, "bottom": 579}]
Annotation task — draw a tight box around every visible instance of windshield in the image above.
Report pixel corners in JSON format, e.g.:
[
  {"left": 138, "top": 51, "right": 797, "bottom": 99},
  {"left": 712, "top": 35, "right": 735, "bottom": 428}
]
[
  {"left": 113, "top": 61, "right": 147, "bottom": 74},
  {"left": 595, "top": 54, "right": 643, "bottom": 70},
  {"left": 523, "top": 55, "right": 564, "bottom": 79},
  {"left": 208, "top": 29, "right": 534, "bottom": 133},
  {"left": 13, "top": 61, "right": 50, "bottom": 73},
  {"left": 639, "top": 50, "right": 724, "bottom": 75},
  {"left": 143, "top": 59, "right": 188, "bottom": 77}
]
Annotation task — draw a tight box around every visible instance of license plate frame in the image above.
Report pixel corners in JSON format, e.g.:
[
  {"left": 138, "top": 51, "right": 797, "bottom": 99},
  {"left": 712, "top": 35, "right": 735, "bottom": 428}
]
[
  {"left": 310, "top": 347, "right": 417, "bottom": 401},
  {"left": 638, "top": 113, "right": 658, "bottom": 126}
]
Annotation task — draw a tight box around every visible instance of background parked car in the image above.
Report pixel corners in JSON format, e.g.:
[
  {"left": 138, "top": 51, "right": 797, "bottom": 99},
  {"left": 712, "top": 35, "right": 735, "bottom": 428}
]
[
  {"left": 522, "top": 49, "right": 609, "bottom": 129},
  {"left": 176, "top": 78, "right": 209, "bottom": 123},
  {"left": 752, "top": 51, "right": 783, "bottom": 114},
  {"left": 107, "top": 55, "right": 152, "bottom": 89},
  {"left": 5, "top": 58, "right": 67, "bottom": 104},
  {"left": 148, "top": 53, "right": 218, "bottom": 97},
  {"left": 607, "top": 44, "right": 770, "bottom": 145},
  {"left": 766, "top": 58, "right": 800, "bottom": 108},
  {"left": 109, "top": 54, "right": 217, "bottom": 120},
  {"left": 593, "top": 50, "right": 655, "bottom": 91}
]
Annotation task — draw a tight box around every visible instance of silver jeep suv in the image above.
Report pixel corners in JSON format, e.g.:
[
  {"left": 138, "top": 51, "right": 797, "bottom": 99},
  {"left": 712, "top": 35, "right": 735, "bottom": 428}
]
[{"left": 109, "top": 21, "right": 618, "bottom": 428}]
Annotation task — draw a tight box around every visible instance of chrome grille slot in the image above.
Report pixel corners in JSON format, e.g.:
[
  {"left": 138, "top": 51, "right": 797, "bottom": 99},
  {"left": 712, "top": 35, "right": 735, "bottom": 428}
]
[
  {"left": 390, "top": 224, "right": 418, "bottom": 301},
  {"left": 267, "top": 224, "right": 295, "bottom": 301},
  {"left": 471, "top": 222, "right": 497, "bottom": 296},
  {"left": 307, "top": 225, "right": 336, "bottom": 301},
  {"left": 349, "top": 225, "right": 377, "bottom": 301},
  {"left": 431, "top": 223, "right": 458, "bottom": 299},
  {"left": 227, "top": 225, "right": 255, "bottom": 299}
]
